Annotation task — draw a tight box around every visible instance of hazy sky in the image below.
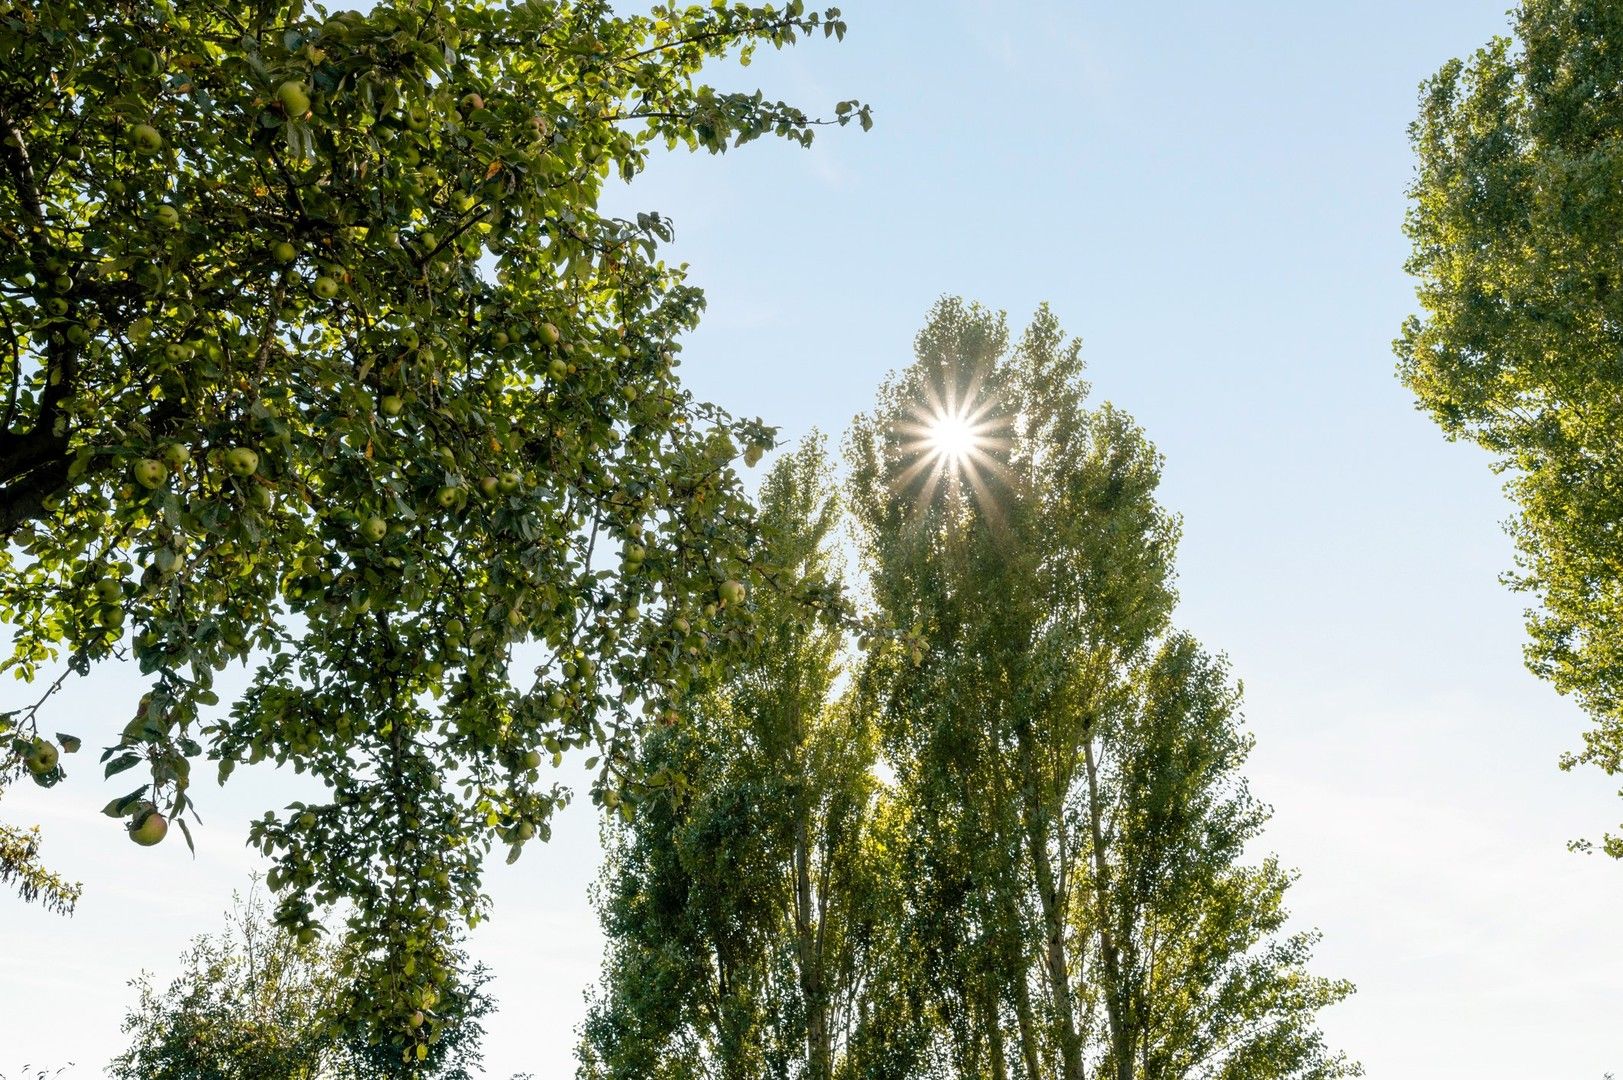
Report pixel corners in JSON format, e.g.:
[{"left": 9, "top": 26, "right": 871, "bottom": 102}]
[{"left": 5, "top": 3, "right": 1622, "bottom": 1078}]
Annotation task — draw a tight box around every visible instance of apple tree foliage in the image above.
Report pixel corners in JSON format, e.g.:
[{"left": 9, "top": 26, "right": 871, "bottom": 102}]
[
  {"left": 1397, "top": 0, "right": 1623, "bottom": 856},
  {"left": 0, "top": 0, "right": 867, "bottom": 1060}
]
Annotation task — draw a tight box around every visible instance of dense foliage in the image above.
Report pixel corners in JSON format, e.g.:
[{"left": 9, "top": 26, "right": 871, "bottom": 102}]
[
  {"left": 0, "top": 0, "right": 866, "bottom": 1060},
  {"left": 581, "top": 436, "right": 895, "bottom": 1080},
  {"left": 1398, "top": 0, "right": 1623, "bottom": 854},
  {"left": 846, "top": 299, "right": 1358, "bottom": 1080},
  {"left": 585, "top": 300, "right": 1359, "bottom": 1080},
  {"left": 109, "top": 884, "right": 497, "bottom": 1080}
]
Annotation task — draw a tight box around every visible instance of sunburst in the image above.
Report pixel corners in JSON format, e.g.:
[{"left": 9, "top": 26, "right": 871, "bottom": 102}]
[{"left": 894, "top": 373, "right": 1012, "bottom": 517}]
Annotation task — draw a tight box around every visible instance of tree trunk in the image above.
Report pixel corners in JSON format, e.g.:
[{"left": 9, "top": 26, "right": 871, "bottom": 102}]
[
  {"left": 987, "top": 983, "right": 1011, "bottom": 1080},
  {"left": 795, "top": 808, "right": 832, "bottom": 1080},
  {"left": 1018, "top": 727, "right": 1087, "bottom": 1080},
  {"left": 1082, "top": 734, "right": 1134, "bottom": 1080},
  {"left": 1011, "top": 962, "right": 1045, "bottom": 1080}
]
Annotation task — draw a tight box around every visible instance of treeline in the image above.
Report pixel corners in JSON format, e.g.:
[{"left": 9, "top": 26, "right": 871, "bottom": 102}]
[{"left": 579, "top": 299, "right": 1359, "bottom": 1080}]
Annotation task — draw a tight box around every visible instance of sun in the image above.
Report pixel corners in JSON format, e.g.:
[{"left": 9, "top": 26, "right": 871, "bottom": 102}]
[
  {"left": 894, "top": 376, "right": 1011, "bottom": 515},
  {"left": 928, "top": 411, "right": 977, "bottom": 464}
]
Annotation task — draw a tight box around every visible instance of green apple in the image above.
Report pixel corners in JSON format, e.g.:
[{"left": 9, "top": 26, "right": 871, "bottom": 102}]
[
  {"left": 399, "top": 327, "right": 420, "bottom": 350},
  {"left": 549, "top": 689, "right": 568, "bottom": 710},
  {"left": 163, "top": 341, "right": 190, "bottom": 363},
  {"left": 131, "top": 47, "right": 161, "bottom": 76},
  {"left": 52, "top": 273, "right": 73, "bottom": 293},
  {"left": 491, "top": 329, "right": 510, "bottom": 348},
  {"left": 548, "top": 357, "right": 568, "bottom": 380},
  {"left": 435, "top": 485, "right": 460, "bottom": 509},
  {"left": 743, "top": 444, "right": 764, "bottom": 467},
  {"left": 94, "top": 576, "right": 124, "bottom": 602},
  {"left": 272, "top": 240, "right": 298, "bottom": 263},
  {"left": 497, "top": 470, "right": 521, "bottom": 493},
  {"left": 161, "top": 443, "right": 190, "bottom": 469},
  {"left": 477, "top": 475, "right": 499, "bottom": 498},
  {"left": 460, "top": 92, "right": 485, "bottom": 114},
  {"left": 539, "top": 321, "right": 561, "bottom": 346},
  {"left": 380, "top": 394, "right": 404, "bottom": 416},
  {"left": 24, "top": 739, "right": 59, "bottom": 775},
  {"left": 225, "top": 447, "right": 259, "bottom": 477},
  {"left": 523, "top": 749, "right": 542, "bottom": 769},
  {"left": 129, "top": 809, "right": 168, "bottom": 846},
  {"left": 153, "top": 204, "right": 179, "bottom": 229},
  {"left": 719, "top": 580, "right": 746, "bottom": 605},
  {"left": 277, "top": 81, "right": 312, "bottom": 117},
  {"left": 312, "top": 275, "right": 339, "bottom": 300},
  {"left": 361, "top": 515, "right": 388, "bottom": 543},
  {"left": 129, "top": 123, "right": 163, "bottom": 154},
  {"left": 624, "top": 543, "right": 645, "bottom": 565},
  {"left": 405, "top": 105, "right": 431, "bottom": 131},
  {"left": 134, "top": 458, "right": 167, "bottom": 489}
]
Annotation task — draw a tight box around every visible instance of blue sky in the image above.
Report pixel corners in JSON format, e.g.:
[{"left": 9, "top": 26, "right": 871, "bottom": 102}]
[{"left": 5, "top": 3, "right": 1623, "bottom": 1077}]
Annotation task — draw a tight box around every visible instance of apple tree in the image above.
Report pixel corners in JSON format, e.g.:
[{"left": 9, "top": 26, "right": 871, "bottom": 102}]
[{"left": 0, "top": 0, "right": 866, "bottom": 1063}]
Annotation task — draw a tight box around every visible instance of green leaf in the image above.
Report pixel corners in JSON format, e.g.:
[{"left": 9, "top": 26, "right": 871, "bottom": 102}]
[
  {"left": 101, "top": 786, "right": 149, "bottom": 817},
  {"left": 105, "top": 753, "right": 142, "bottom": 779}
]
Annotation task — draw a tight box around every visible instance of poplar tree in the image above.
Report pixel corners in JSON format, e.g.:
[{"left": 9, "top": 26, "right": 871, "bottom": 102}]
[
  {"left": 847, "top": 298, "right": 1358, "bottom": 1080},
  {"left": 1398, "top": 0, "right": 1623, "bottom": 855},
  {"left": 581, "top": 437, "right": 890, "bottom": 1080}
]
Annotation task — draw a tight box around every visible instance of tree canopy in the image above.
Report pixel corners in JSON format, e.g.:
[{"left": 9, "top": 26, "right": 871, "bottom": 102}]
[
  {"left": 581, "top": 435, "right": 895, "bottom": 1080},
  {"left": 846, "top": 299, "right": 1358, "bottom": 1080},
  {"left": 0, "top": 0, "right": 866, "bottom": 1060},
  {"left": 1398, "top": 0, "right": 1623, "bottom": 854},
  {"left": 584, "top": 299, "right": 1359, "bottom": 1080},
  {"left": 109, "top": 883, "right": 498, "bottom": 1080}
]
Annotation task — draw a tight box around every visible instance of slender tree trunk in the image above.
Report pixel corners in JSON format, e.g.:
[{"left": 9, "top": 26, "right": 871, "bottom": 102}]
[
  {"left": 795, "top": 806, "right": 832, "bottom": 1080},
  {"left": 995, "top": 869, "right": 1047, "bottom": 1079},
  {"left": 1082, "top": 734, "right": 1134, "bottom": 1080},
  {"left": 1018, "top": 728, "right": 1087, "bottom": 1080},
  {"left": 1011, "top": 963, "right": 1045, "bottom": 1080},
  {"left": 987, "top": 983, "right": 1011, "bottom": 1080}
]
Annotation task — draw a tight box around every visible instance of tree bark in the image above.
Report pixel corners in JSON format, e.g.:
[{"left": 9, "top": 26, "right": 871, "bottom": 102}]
[
  {"left": 794, "top": 807, "right": 832, "bottom": 1080},
  {"left": 1018, "top": 725, "right": 1087, "bottom": 1080},
  {"left": 1083, "top": 734, "right": 1134, "bottom": 1080},
  {"left": 1011, "top": 959, "right": 1045, "bottom": 1080}
]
